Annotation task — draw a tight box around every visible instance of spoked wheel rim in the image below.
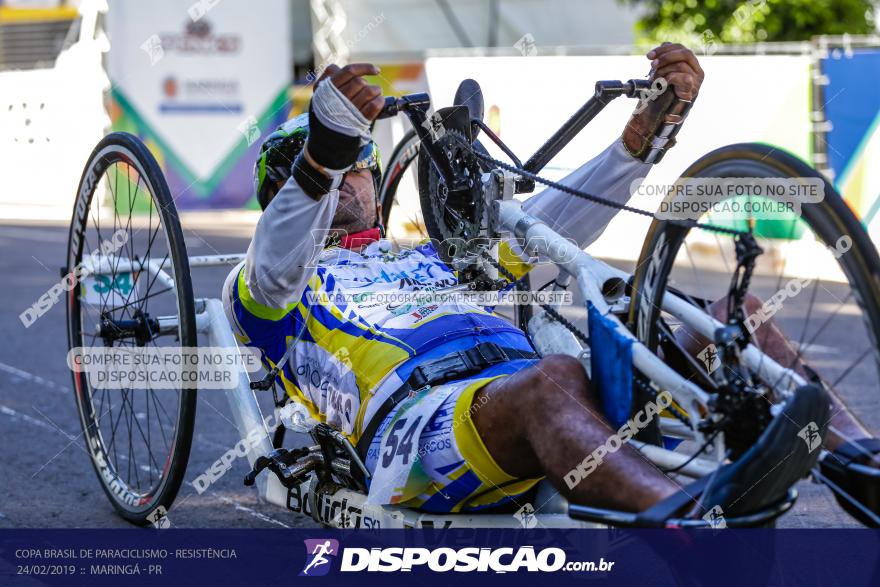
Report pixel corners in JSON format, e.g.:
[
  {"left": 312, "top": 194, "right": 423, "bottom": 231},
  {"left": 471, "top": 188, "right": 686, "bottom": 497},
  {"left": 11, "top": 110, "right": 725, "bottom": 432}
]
[
  {"left": 67, "top": 133, "right": 196, "bottom": 522},
  {"left": 632, "top": 144, "right": 880, "bottom": 450}
]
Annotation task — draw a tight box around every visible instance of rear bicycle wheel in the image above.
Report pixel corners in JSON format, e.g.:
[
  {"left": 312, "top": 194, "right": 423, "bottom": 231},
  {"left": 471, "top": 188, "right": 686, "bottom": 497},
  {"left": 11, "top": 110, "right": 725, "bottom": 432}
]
[
  {"left": 630, "top": 143, "right": 880, "bottom": 456},
  {"left": 378, "top": 128, "right": 420, "bottom": 229},
  {"left": 66, "top": 132, "right": 197, "bottom": 525},
  {"left": 378, "top": 128, "right": 428, "bottom": 242}
]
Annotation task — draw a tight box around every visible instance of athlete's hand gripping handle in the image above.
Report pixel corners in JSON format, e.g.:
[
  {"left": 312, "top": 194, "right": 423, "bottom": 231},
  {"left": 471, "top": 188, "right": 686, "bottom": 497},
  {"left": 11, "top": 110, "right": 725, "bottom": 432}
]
[
  {"left": 622, "top": 43, "right": 704, "bottom": 163},
  {"left": 294, "top": 63, "right": 385, "bottom": 199}
]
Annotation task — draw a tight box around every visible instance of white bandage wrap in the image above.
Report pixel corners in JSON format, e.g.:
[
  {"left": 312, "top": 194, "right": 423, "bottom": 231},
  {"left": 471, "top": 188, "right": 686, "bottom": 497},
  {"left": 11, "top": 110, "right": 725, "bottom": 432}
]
[{"left": 311, "top": 79, "right": 371, "bottom": 146}]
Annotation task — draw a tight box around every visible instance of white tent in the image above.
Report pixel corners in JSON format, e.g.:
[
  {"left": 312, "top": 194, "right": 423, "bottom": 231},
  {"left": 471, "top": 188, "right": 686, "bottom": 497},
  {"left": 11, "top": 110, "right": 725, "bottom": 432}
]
[{"left": 307, "top": 0, "right": 642, "bottom": 64}]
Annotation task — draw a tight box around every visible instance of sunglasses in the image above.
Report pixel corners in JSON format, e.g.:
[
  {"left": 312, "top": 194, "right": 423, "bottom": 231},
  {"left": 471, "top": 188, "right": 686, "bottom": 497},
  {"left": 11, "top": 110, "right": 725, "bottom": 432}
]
[{"left": 352, "top": 142, "right": 380, "bottom": 171}]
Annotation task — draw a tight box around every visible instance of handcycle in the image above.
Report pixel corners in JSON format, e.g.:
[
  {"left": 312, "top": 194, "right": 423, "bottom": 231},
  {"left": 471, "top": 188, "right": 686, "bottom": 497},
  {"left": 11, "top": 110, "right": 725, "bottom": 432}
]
[{"left": 66, "top": 74, "right": 880, "bottom": 529}]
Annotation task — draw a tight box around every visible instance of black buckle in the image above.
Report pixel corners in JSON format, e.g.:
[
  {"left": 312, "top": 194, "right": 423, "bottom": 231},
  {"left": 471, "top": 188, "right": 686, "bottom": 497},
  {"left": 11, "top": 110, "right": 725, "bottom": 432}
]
[
  {"left": 408, "top": 342, "right": 509, "bottom": 389},
  {"left": 465, "top": 341, "right": 508, "bottom": 366}
]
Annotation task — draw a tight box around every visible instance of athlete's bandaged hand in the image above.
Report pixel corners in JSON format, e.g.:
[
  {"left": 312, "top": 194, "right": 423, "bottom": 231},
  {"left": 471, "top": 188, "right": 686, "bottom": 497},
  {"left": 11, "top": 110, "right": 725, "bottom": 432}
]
[
  {"left": 622, "top": 43, "right": 704, "bottom": 163},
  {"left": 296, "top": 63, "right": 384, "bottom": 198},
  {"left": 317, "top": 63, "right": 385, "bottom": 121}
]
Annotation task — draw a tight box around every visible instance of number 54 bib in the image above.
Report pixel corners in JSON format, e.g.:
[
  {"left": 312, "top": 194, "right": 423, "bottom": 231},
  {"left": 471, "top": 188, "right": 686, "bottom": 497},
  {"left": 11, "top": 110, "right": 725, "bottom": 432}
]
[{"left": 365, "top": 381, "right": 467, "bottom": 505}]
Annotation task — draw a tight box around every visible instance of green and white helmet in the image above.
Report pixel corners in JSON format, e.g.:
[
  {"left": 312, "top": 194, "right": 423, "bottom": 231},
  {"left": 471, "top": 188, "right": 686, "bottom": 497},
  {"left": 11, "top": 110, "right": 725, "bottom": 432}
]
[{"left": 253, "top": 113, "right": 381, "bottom": 210}]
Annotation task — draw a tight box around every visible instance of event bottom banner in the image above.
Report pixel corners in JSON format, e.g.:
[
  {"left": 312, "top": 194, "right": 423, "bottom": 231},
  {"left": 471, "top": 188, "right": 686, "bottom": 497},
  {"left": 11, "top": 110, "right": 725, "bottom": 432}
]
[{"left": 1, "top": 529, "right": 878, "bottom": 585}]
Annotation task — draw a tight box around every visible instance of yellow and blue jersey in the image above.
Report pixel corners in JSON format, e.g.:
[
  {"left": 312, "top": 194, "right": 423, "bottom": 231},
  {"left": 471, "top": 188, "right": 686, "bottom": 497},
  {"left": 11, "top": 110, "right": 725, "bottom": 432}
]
[{"left": 226, "top": 240, "right": 534, "bottom": 444}]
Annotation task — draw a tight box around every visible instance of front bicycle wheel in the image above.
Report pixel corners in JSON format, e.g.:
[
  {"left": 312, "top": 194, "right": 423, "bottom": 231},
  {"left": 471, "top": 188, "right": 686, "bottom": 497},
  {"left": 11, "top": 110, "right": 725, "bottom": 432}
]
[
  {"left": 630, "top": 143, "right": 880, "bottom": 457},
  {"left": 66, "top": 132, "right": 197, "bottom": 525}
]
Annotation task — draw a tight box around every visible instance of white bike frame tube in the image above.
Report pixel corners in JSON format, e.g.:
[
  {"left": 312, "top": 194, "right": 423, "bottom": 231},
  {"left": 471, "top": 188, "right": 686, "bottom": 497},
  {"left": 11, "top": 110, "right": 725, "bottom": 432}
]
[
  {"left": 498, "top": 201, "right": 710, "bottom": 431},
  {"left": 200, "top": 298, "right": 276, "bottom": 498},
  {"left": 660, "top": 293, "right": 805, "bottom": 393},
  {"left": 186, "top": 254, "right": 247, "bottom": 268},
  {"left": 81, "top": 256, "right": 176, "bottom": 291},
  {"left": 82, "top": 254, "right": 245, "bottom": 288},
  {"left": 298, "top": 484, "right": 596, "bottom": 528},
  {"left": 630, "top": 441, "right": 715, "bottom": 478}
]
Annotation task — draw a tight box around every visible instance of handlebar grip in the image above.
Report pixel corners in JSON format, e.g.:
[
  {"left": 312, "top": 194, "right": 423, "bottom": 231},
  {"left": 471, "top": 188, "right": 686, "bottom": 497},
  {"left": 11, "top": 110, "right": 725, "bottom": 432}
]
[
  {"left": 376, "top": 96, "right": 401, "bottom": 120},
  {"left": 376, "top": 93, "right": 432, "bottom": 119}
]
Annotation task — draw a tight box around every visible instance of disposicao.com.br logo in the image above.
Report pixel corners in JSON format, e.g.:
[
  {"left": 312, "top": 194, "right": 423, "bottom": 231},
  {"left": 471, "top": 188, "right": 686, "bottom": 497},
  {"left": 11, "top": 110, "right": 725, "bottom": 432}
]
[
  {"left": 299, "top": 539, "right": 615, "bottom": 574},
  {"left": 300, "top": 539, "right": 340, "bottom": 576}
]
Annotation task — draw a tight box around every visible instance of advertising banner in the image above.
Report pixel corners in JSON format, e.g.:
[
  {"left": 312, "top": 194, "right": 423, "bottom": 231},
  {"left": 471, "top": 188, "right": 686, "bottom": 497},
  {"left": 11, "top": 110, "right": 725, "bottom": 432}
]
[
  {"left": 821, "top": 47, "right": 880, "bottom": 245},
  {"left": 106, "top": 0, "right": 291, "bottom": 209}
]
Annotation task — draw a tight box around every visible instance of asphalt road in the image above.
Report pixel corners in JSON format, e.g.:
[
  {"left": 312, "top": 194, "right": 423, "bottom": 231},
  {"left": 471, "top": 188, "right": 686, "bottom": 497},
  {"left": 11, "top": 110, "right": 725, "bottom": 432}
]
[
  {"left": 0, "top": 216, "right": 872, "bottom": 528},
  {"left": 0, "top": 218, "right": 312, "bottom": 529}
]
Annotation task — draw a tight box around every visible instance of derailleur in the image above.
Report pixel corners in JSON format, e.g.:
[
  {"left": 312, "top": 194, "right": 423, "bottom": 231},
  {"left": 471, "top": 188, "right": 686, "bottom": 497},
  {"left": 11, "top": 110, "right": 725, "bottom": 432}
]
[
  {"left": 699, "top": 325, "right": 772, "bottom": 459},
  {"left": 699, "top": 233, "right": 772, "bottom": 459}
]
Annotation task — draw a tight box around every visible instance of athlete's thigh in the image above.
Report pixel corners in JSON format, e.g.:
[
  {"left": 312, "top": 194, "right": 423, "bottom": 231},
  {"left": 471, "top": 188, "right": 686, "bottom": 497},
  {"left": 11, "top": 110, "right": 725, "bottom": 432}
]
[
  {"left": 413, "top": 375, "right": 542, "bottom": 512},
  {"left": 470, "top": 355, "right": 592, "bottom": 478}
]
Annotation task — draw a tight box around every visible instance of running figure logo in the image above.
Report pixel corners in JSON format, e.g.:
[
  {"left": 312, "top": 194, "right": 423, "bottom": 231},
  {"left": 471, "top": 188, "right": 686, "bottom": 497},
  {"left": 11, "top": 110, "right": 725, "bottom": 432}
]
[
  {"left": 300, "top": 539, "right": 340, "bottom": 577},
  {"left": 798, "top": 421, "right": 823, "bottom": 453},
  {"left": 514, "top": 503, "right": 538, "bottom": 529}
]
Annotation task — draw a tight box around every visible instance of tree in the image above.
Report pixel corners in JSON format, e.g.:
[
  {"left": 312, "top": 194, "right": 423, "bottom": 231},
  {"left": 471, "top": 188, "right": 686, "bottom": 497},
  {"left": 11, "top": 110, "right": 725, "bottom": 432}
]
[{"left": 621, "top": 0, "right": 876, "bottom": 47}]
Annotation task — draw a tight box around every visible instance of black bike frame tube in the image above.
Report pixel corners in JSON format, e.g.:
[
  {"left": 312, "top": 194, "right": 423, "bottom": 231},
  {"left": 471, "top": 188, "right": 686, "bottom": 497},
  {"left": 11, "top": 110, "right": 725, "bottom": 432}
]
[
  {"left": 378, "top": 95, "right": 459, "bottom": 188},
  {"left": 522, "top": 96, "right": 612, "bottom": 174},
  {"left": 522, "top": 79, "right": 649, "bottom": 175},
  {"left": 402, "top": 108, "right": 466, "bottom": 190}
]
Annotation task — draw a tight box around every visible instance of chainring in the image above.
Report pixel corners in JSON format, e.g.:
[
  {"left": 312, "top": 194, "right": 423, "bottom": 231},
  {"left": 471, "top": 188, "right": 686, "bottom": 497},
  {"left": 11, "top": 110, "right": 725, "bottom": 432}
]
[{"left": 417, "top": 129, "right": 491, "bottom": 267}]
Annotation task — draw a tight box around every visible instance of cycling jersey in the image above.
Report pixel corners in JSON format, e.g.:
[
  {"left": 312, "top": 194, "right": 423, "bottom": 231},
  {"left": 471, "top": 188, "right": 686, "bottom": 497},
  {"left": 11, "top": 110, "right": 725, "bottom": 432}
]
[
  {"left": 225, "top": 239, "right": 533, "bottom": 440},
  {"left": 223, "top": 139, "right": 651, "bottom": 509}
]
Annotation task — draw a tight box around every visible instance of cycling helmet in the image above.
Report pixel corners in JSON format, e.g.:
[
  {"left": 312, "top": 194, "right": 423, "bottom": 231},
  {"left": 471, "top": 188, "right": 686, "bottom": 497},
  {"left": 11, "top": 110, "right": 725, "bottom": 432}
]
[{"left": 253, "top": 113, "right": 382, "bottom": 211}]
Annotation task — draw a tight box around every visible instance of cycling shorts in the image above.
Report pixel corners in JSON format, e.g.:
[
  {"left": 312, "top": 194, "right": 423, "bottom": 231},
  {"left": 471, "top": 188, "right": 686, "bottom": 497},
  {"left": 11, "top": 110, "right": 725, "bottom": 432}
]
[{"left": 363, "top": 360, "right": 543, "bottom": 513}]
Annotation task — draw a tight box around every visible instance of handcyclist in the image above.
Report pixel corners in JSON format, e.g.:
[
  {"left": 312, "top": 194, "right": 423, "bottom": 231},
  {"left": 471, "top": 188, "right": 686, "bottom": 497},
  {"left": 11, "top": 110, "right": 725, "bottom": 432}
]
[{"left": 223, "top": 43, "right": 875, "bottom": 521}]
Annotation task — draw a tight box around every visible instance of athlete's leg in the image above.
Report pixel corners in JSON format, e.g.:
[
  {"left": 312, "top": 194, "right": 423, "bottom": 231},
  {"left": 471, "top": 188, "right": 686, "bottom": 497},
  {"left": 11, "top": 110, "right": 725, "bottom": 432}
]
[
  {"left": 471, "top": 355, "right": 679, "bottom": 512},
  {"left": 676, "top": 294, "right": 872, "bottom": 452}
]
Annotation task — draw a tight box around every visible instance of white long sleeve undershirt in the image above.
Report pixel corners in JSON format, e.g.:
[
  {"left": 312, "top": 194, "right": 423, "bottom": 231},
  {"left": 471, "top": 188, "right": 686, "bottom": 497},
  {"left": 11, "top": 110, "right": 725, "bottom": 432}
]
[{"left": 244, "top": 139, "right": 651, "bottom": 309}]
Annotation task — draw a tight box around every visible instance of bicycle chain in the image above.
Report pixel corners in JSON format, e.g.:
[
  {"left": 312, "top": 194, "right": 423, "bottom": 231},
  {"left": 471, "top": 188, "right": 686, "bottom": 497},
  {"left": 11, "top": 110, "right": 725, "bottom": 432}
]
[
  {"left": 465, "top": 143, "right": 750, "bottom": 237},
  {"left": 480, "top": 251, "right": 579, "bottom": 328},
  {"left": 633, "top": 371, "right": 692, "bottom": 428},
  {"left": 727, "top": 233, "right": 763, "bottom": 345}
]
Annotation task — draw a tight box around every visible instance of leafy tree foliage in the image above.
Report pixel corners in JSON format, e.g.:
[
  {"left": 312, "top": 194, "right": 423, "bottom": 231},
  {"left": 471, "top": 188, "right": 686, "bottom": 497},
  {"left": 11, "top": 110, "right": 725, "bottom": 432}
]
[{"left": 622, "top": 0, "right": 875, "bottom": 47}]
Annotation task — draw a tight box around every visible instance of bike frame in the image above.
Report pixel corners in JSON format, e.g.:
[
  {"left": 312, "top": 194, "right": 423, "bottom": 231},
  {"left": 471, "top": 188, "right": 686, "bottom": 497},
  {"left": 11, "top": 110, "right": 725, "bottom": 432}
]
[
  {"left": 83, "top": 208, "right": 804, "bottom": 529},
  {"left": 78, "top": 81, "right": 809, "bottom": 528}
]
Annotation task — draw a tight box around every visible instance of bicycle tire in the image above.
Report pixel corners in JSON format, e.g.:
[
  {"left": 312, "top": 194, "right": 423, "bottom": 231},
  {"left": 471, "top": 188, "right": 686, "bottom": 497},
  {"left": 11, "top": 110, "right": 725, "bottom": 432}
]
[
  {"left": 378, "top": 128, "right": 421, "bottom": 228},
  {"left": 66, "top": 132, "right": 197, "bottom": 525},
  {"left": 629, "top": 143, "right": 880, "bottom": 444}
]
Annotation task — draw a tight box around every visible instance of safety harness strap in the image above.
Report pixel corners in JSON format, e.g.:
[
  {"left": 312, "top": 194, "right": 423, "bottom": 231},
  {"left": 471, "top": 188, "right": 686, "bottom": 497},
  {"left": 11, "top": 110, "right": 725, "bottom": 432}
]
[{"left": 355, "top": 342, "right": 539, "bottom": 461}]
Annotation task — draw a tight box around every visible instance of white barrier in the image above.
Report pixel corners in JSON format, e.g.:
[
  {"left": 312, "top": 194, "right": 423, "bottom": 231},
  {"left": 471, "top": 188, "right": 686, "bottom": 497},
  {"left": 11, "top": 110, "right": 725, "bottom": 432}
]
[{"left": 418, "top": 54, "right": 813, "bottom": 264}]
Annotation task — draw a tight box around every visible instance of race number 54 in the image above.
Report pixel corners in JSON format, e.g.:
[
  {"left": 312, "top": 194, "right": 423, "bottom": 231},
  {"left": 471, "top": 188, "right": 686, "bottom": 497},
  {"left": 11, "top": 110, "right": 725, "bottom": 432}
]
[{"left": 381, "top": 416, "right": 422, "bottom": 468}]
